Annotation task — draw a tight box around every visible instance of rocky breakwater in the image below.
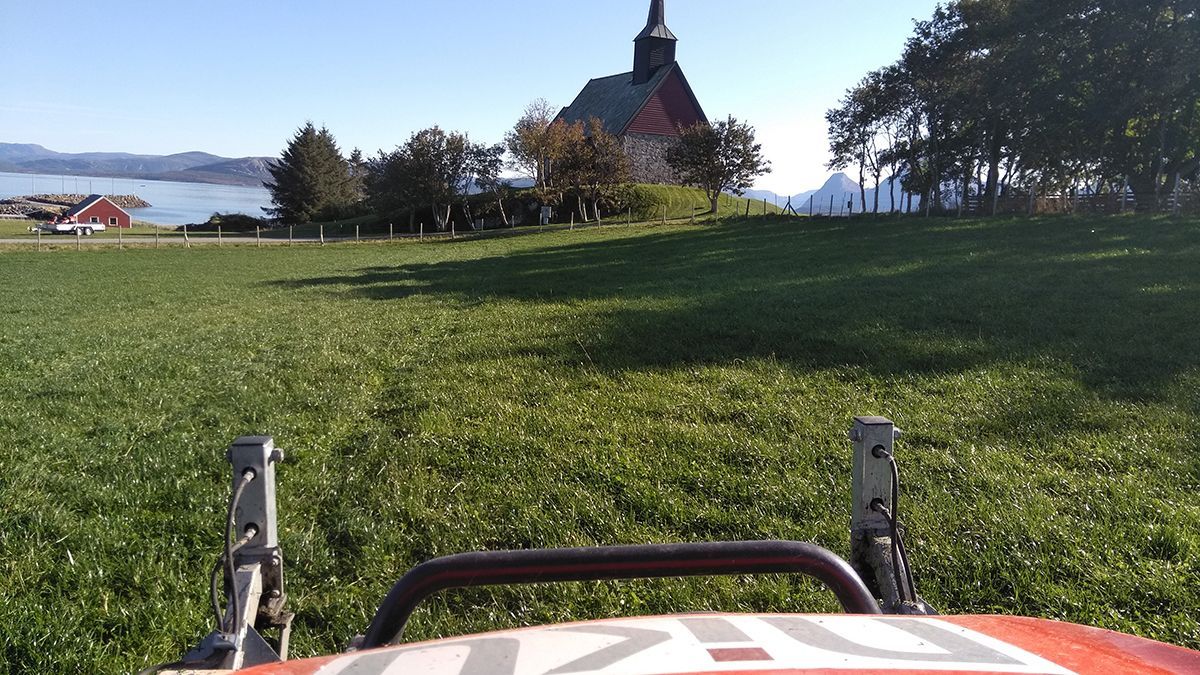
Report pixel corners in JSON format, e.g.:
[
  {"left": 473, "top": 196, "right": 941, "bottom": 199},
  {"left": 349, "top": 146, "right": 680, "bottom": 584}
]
[{"left": 0, "top": 193, "right": 152, "bottom": 218}]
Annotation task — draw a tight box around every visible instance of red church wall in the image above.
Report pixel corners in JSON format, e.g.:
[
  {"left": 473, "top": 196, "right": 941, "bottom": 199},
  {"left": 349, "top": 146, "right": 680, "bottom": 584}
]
[
  {"left": 625, "top": 71, "right": 704, "bottom": 136},
  {"left": 78, "top": 200, "right": 131, "bottom": 228}
]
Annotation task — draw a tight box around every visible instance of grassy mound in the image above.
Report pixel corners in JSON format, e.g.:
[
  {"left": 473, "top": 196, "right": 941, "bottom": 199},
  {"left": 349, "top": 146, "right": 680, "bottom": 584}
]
[
  {"left": 629, "top": 184, "right": 783, "bottom": 220},
  {"left": 0, "top": 215, "right": 1196, "bottom": 673}
]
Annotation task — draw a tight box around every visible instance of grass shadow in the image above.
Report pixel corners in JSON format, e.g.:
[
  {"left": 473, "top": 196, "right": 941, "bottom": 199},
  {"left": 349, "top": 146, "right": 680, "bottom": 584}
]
[{"left": 272, "top": 216, "right": 1200, "bottom": 403}]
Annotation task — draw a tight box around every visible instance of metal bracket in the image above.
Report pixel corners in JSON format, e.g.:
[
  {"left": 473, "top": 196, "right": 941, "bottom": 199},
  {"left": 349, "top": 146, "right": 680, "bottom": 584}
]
[
  {"left": 848, "top": 417, "right": 933, "bottom": 614},
  {"left": 227, "top": 436, "right": 289, "bottom": 632},
  {"left": 849, "top": 416, "right": 900, "bottom": 535}
]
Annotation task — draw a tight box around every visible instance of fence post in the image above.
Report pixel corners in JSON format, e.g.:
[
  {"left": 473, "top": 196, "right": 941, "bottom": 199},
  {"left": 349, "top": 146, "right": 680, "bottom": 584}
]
[
  {"left": 627, "top": 207, "right": 631, "bottom": 226},
  {"left": 218, "top": 224, "right": 223, "bottom": 246},
  {"left": 76, "top": 228, "right": 81, "bottom": 251},
  {"left": 289, "top": 225, "right": 293, "bottom": 246},
  {"left": 1173, "top": 173, "right": 1182, "bottom": 216},
  {"left": 570, "top": 212, "right": 574, "bottom": 230},
  {"left": 356, "top": 224, "right": 360, "bottom": 243},
  {"left": 257, "top": 225, "right": 262, "bottom": 248},
  {"left": 829, "top": 195, "right": 834, "bottom": 216},
  {"left": 763, "top": 198, "right": 767, "bottom": 216},
  {"left": 320, "top": 224, "right": 325, "bottom": 246},
  {"left": 1120, "top": 177, "right": 1129, "bottom": 214},
  {"left": 662, "top": 204, "right": 667, "bottom": 225},
  {"left": 118, "top": 225, "right": 123, "bottom": 250},
  {"left": 155, "top": 226, "right": 160, "bottom": 249},
  {"left": 37, "top": 227, "right": 41, "bottom": 252},
  {"left": 420, "top": 222, "right": 424, "bottom": 240},
  {"left": 389, "top": 222, "right": 393, "bottom": 240},
  {"left": 451, "top": 221, "right": 456, "bottom": 238}
]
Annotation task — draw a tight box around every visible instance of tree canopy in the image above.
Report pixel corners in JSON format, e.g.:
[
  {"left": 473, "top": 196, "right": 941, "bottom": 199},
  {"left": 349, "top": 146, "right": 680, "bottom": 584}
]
[
  {"left": 366, "top": 127, "right": 504, "bottom": 230},
  {"left": 667, "top": 116, "right": 771, "bottom": 214},
  {"left": 556, "top": 118, "right": 631, "bottom": 222},
  {"left": 264, "top": 123, "right": 359, "bottom": 223},
  {"left": 828, "top": 0, "right": 1200, "bottom": 214}
]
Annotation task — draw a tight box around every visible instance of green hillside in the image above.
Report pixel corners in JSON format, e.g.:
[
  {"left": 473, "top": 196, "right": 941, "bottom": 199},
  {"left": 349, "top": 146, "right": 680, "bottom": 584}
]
[{"left": 0, "top": 215, "right": 1196, "bottom": 673}]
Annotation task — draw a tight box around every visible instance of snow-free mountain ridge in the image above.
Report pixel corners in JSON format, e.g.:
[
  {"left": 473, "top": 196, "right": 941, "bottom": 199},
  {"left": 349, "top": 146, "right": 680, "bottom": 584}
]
[
  {"left": 0, "top": 143, "right": 274, "bottom": 187},
  {"left": 743, "top": 172, "right": 918, "bottom": 214}
]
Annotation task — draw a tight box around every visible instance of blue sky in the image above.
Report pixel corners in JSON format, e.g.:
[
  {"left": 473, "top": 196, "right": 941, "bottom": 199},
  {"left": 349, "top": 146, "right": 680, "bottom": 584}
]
[{"left": 0, "top": 1, "right": 941, "bottom": 193}]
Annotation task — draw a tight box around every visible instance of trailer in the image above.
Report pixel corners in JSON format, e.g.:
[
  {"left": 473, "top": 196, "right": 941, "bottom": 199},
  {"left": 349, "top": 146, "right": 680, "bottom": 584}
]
[{"left": 34, "top": 219, "right": 106, "bottom": 236}]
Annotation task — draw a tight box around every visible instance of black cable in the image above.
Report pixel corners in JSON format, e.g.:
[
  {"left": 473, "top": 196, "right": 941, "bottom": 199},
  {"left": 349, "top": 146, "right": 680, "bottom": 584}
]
[
  {"left": 223, "top": 469, "right": 256, "bottom": 633},
  {"left": 872, "top": 446, "right": 919, "bottom": 604},
  {"left": 885, "top": 454, "right": 919, "bottom": 601},
  {"left": 871, "top": 501, "right": 909, "bottom": 603},
  {"left": 894, "top": 517, "right": 918, "bottom": 602},
  {"left": 210, "top": 526, "right": 259, "bottom": 629}
]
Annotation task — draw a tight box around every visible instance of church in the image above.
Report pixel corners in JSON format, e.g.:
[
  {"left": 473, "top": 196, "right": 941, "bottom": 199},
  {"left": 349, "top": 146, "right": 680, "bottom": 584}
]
[{"left": 556, "top": 0, "right": 708, "bottom": 184}]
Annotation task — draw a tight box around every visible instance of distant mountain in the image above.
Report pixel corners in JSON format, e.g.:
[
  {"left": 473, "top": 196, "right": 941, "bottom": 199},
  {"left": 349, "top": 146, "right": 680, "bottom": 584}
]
[
  {"left": 742, "top": 172, "right": 919, "bottom": 214},
  {"left": 0, "top": 143, "right": 274, "bottom": 188}
]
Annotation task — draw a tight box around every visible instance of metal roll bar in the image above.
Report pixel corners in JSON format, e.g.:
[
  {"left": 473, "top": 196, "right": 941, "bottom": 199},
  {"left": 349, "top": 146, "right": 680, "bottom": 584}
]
[{"left": 361, "top": 540, "right": 880, "bottom": 649}]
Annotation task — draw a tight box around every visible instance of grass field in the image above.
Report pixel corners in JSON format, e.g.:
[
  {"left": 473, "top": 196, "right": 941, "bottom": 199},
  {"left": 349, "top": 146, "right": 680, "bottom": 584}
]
[
  {"left": 4, "top": 182, "right": 778, "bottom": 242},
  {"left": 0, "top": 214, "right": 1197, "bottom": 673},
  {"left": 0, "top": 219, "right": 174, "bottom": 238}
]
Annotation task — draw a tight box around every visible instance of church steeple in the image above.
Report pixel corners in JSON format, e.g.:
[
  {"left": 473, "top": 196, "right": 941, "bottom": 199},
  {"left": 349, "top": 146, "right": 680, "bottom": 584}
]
[{"left": 633, "top": 0, "right": 677, "bottom": 85}]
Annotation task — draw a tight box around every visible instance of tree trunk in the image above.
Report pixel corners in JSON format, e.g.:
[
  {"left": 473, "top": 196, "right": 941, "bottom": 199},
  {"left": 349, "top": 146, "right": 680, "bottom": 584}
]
[
  {"left": 709, "top": 192, "right": 719, "bottom": 215},
  {"left": 872, "top": 171, "right": 882, "bottom": 214},
  {"left": 960, "top": 162, "right": 972, "bottom": 217},
  {"left": 858, "top": 163, "right": 867, "bottom": 213},
  {"left": 983, "top": 121, "right": 1004, "bottom": 214},
  {"left": 497, "top": 198, "right": 509, "bottom": 227},
  {"left": 889, "top": 175, "right": 897, "bottom": 214}
]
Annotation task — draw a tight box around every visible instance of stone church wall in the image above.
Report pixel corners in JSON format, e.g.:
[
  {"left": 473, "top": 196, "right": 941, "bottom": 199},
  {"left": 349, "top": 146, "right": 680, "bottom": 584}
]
[{"left": 622, "top": 133, "right": 679, "bottom": 185}]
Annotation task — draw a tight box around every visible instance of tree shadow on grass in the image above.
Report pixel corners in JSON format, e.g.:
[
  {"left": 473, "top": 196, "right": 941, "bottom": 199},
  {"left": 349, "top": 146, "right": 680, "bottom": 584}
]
[{"left": 272, "top": 217, "right": 1200, "bottom": 404}]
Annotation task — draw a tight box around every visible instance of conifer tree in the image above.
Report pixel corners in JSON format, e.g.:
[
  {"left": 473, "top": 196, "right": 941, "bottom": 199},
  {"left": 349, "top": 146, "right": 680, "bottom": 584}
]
[{"left": 264, "top": 123, "right": 356, "bottom": 223}]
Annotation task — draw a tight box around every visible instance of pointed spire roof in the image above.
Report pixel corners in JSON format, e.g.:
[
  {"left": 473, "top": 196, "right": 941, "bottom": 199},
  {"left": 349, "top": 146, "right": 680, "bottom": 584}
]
[{"left": 635, "top": 0, "right": 677, "bottom": 41}]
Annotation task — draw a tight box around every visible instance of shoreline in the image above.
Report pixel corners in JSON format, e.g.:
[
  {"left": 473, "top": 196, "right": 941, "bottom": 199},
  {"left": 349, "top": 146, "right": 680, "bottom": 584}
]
[{"left": 0, "top": 193, "right": 152, "bottom": 218}]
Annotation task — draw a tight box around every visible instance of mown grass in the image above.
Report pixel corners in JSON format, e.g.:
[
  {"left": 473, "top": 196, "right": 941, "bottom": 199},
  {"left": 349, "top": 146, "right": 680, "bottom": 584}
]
[
  {"left": 0, "top": 219, "right": 175, "bottom": 238},
  {"left": 0, "top": 214, "right": 1197, "bottom": 673},
  {"left": 634, "top": 184, "right": 783, "bottom": 220}
]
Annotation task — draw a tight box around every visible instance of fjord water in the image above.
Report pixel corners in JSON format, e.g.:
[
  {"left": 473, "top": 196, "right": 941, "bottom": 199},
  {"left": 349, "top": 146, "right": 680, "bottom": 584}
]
[{"left": 0, "top": 171, "right": 272, "bottom": 225}]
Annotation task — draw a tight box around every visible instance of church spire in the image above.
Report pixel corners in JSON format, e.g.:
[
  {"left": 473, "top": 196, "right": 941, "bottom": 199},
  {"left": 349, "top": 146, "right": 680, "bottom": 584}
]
[{"left": 633, "top": 0, "right": 677, "bottom": 85}]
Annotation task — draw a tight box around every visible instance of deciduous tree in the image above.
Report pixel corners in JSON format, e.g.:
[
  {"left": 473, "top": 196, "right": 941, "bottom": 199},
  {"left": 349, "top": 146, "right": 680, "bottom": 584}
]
[
  {"left": 506, "top": 99, "right": 572, "bottom": 199},
  {"left": 366, "top": 127, "right": 498, "bottom": 231},
  {"left": 667, "top": 116, "right": 771, "bottom": 214},
  {"left": 556, "top": 119, "right": 631, "bottom": 222}
]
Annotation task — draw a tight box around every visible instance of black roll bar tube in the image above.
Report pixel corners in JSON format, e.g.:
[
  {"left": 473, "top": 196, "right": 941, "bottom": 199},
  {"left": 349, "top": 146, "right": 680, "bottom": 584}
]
[{"left": 361, "top": 540, "right": 881, "bottom": 649}]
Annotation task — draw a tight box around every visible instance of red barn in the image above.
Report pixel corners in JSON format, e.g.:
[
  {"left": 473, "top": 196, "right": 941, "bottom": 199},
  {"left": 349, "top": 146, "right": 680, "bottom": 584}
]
[
  {"left": 63, "top": 194, "right": 132, "bottom": 229},
  {"left": 556, "top": 0, "right": 707, "bottom": 184}
]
